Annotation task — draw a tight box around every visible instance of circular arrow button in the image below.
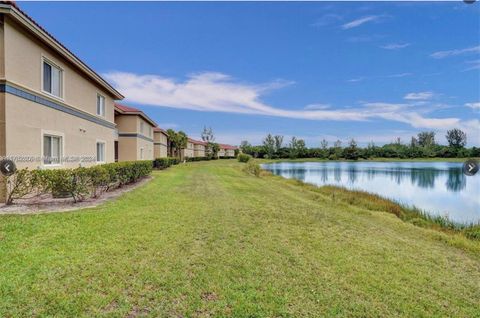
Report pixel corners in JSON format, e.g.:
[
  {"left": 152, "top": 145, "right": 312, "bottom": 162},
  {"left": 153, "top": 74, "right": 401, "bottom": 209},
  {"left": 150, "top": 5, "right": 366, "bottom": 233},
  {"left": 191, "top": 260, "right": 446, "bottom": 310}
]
[
  {"left": 463, "top": 159, "right": 479, "bottom": 177},
  {"left": 0, "top": 159, "right": 16, "bottom": 176}
]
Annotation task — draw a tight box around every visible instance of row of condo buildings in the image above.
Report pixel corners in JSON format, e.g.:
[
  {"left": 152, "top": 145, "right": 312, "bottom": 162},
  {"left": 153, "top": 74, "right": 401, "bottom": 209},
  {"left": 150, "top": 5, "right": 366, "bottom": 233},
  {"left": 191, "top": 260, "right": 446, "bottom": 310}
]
[{"left": 0, "top": 1, "right": 236, "bottom": 202}]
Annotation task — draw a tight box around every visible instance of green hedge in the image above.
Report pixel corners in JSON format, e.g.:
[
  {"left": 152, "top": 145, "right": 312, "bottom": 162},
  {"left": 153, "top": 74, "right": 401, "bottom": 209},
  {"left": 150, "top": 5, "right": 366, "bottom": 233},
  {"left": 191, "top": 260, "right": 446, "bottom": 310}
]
[
  {"left": 186, "top": 157, "right": 212, "bottom": 162},
  {"left": 153, "top": 157, "right": 180, "bottom": 169},
  {"left": 5, "top": 161, "right": 152, "bottom": 205}
]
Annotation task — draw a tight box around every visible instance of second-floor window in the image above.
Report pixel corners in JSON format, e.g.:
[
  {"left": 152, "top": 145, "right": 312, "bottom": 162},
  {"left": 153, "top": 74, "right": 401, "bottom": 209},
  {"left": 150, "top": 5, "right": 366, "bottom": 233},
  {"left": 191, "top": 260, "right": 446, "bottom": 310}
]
[
  {"left": 43, "top": 59, "right": 63, "bottom": 98},
  {"left": 97, "top": 94, "right": 105, "bottom": 117},
  {"left": 140, "top": 122, "right": 145, "bottom": 135}
]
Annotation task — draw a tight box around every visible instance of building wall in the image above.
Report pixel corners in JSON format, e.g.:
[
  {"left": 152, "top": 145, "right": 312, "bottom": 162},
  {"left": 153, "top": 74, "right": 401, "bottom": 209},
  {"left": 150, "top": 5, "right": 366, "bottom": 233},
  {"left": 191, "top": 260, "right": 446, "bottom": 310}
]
[
  {"left": 115, "top": 114, "right": 155, "bottom": 161},
  {"left": 5, "top": 94, "right": 115, "bottom": 169},
  {"left": 3, "top": 17, "right": 116, "bottom": 123},
  {"left": 181, "top": 142, "right": 195, "bottom": 158},
  {"left": 154, "top": 131, "right": 168, "bottom": 158},
  {"left": 1, "top": 17, "right": 117, "bottom": 172},
  {"left": 194, "top": 145, "right": 205, "bottom": 157},
  {"left": 225, "top": 149, "right": 236, "bottom": 157}
]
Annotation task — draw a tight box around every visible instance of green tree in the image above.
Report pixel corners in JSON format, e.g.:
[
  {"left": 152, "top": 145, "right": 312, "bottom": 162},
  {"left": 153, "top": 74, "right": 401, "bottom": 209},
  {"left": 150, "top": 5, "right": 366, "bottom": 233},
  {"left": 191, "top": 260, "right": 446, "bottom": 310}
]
[
  {"left": 446, "top": 128, "right": 467, "bottom": 149},
  {"left": 417, "top": 131, "right": 436, "bottom": 148},
  {"left": 343, "top": 138, "right": 360, "bottom": 160},
  {"left": 263, "top": 134, "right": 276, "bottom": 159},
  {"left": 201, "top": 126, "right": 215, "bottom": 143},
  {"left": 320, "top": 139, "right": 329, "bottom": 159},
  {"left": 167, "top": 129, "right": 188, "bottom": 159},
  {"left": 274, "top": 135, "right": 284, "bottom": 154}
]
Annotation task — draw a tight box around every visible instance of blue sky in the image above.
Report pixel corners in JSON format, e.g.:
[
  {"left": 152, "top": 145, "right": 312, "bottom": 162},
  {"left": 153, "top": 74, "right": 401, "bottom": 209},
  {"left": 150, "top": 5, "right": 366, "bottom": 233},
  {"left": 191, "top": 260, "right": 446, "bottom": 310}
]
[{"left": 22, "top": 1, "right": 480, "bottom": 146}]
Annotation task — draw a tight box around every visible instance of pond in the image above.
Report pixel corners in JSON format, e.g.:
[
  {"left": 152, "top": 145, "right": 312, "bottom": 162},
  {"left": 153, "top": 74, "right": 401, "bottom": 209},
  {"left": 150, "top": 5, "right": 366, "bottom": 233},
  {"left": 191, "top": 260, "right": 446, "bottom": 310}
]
[{"left": 261, "top": 161, "right": 480, "bottom": 225}]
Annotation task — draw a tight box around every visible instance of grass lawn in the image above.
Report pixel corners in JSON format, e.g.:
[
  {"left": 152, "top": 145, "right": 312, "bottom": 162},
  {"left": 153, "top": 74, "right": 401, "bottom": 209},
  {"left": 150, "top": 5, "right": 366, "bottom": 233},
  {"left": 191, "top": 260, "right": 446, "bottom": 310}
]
[{"left": 0, "top": 160, "right": 479, "bottom": 317}]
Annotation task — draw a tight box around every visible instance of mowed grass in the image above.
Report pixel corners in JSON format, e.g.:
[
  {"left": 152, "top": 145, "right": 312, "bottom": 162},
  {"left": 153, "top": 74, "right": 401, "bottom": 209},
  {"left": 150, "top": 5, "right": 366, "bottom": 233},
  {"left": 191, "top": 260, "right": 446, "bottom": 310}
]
[{"left": 0, "top": 160, "right": 479, "bottom": 317}]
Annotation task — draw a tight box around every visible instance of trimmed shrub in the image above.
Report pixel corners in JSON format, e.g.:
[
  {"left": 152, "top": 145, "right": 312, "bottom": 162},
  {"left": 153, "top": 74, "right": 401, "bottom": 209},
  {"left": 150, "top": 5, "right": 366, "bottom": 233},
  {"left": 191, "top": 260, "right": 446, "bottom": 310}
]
[
  {"left": 4, "top": 161, "right": 153, "bottom": 204},
  {"left": 237, "top": 153, "right": 252, "bottom": 163}
]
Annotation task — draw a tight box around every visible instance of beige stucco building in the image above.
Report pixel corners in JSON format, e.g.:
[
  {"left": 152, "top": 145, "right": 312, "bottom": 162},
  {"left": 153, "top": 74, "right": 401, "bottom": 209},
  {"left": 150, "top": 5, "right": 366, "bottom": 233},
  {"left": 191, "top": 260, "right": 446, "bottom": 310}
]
[
  {"left": 193, "top": 139, "right": 206, "bottom": 157},
  {"left": 153, "top": 127, "right": 168, "bottom": 158},
  {"left": 0, "top": 2, "right": 123, "bottom": 202},
  {"left": 218, "top": 144, "right": 237, "bottom": 157},
  {"left": 114, "top": 103, "right": 157, "bottom": 162},
  {"left": 181, "top": 139, "right": 195, "bottom": 159}
]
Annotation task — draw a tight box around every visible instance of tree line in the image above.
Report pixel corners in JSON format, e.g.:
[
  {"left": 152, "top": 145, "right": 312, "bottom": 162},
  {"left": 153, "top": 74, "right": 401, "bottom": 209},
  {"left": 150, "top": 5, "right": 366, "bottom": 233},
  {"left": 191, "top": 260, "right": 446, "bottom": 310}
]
[
  {"left": 240, "top": 129, "right": 480, "bottom": 160},
  {"left": 166, "top": 126, "right": 221, "bottom": 159}
]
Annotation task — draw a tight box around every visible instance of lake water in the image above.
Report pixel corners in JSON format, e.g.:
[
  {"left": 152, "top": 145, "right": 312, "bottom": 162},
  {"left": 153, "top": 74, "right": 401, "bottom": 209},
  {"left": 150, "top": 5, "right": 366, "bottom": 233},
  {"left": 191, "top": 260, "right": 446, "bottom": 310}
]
[{"left": 261, "top": 161, "right": 480, "bottom": 224}]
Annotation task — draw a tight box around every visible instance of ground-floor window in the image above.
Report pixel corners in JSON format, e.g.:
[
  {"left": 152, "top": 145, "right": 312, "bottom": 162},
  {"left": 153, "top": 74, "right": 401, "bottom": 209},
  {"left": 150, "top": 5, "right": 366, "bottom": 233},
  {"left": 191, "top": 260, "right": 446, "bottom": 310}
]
[
  {"left": 43, "top": 134, "right": 62, "bottom": 165},
  {"left": 140, "top": 147, "right": 144, "bottom": 160},
  {"left": 96, "top": 141, "right": 106, "bottom": 163}
]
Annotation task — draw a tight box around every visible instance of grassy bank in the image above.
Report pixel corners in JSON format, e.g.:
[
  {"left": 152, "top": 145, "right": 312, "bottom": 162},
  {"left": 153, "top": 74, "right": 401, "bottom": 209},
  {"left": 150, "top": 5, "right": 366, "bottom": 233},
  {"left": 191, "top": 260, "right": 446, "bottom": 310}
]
[{"left": 0, "top": 160, "right": 479, "bottom": 317}]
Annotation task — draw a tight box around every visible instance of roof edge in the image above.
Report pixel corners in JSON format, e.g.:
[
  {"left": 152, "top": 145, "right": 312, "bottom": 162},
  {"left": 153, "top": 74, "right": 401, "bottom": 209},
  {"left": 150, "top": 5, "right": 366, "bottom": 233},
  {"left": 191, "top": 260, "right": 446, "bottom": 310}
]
[{"left": 0, "top": 2, "right": 124, "bottom": 100}]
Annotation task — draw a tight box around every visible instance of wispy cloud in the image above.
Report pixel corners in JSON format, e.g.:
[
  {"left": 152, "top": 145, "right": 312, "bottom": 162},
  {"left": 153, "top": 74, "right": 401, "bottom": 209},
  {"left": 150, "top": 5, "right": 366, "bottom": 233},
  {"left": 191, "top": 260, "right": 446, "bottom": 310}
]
[
  {"left": 304, "top": 103, "right": 332, "bottom": 110},
  {"left": 430, "top": 45, "right": 480, "bottom": 59},
  {"left": 404, "top": 91, "right": 434, "bottom": 101},
  {"left": 380, "top": 43, "right": 410, "bottom": 50},
  {"left": 464, "top": 59, "right": 480, "bottom": 71},
  {"left": 465, "top": 102, "right": 480, "bottom": 110},
  {"left": 347, "top": 77, "right": 366, "bottom": 83},
  {"left": 341, "top": 15, "right": 383, "bottom": 29},
  {"left": 386, "top": 72, "right": 413, "bottom": 78},
  {"left": 311, "top": 14, "right": 343, "bottom": 27},
  {"left": 347, "top": 72, "right": 412, "bottom": 82},
  {"left": 104, "top": 71, "right": 474, "bottom": 136}
]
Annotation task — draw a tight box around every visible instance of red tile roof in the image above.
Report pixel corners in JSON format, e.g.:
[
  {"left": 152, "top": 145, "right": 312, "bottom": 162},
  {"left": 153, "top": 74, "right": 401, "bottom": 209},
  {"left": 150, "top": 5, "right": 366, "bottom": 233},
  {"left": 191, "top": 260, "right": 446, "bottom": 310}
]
[
  {"left": 114, "top": 103, "right": 157, "bottom": 127},
  {"left": 188, "top": 138, "right": 207, "bottom": 146},
  {"left": 219, "top": 144, "right": 238, "bottom": 150},
  {"left": 0, "top": 1, "right": 123, "bottom": 99}
]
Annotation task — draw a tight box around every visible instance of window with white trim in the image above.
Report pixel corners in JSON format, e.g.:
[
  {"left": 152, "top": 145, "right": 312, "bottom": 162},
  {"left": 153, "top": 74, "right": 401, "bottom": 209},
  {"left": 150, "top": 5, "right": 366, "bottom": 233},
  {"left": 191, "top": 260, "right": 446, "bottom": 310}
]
[
  {"left": 140, "top": 148, "right": 144, "bottom": 160},
  {"left": 43, "top": 59, "right": 63, "bottom": 98},
  {"left": 43, "top": 134, "right": 62, "bottom": 165},
  {"left": 140, "top": 122, "right": 145, "bottom": 135},
  {"left": 96, "top": 94, "right": 105, "bottom": 117},
  {"left": 96, "top": 142, "right": 106, "bottom": 163}
]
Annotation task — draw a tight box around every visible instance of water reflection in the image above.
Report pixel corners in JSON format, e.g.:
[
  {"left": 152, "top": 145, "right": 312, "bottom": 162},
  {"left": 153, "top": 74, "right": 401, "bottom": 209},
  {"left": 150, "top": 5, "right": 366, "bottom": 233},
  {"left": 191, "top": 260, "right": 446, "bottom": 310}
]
[{"left": 262, "top": 162, "right": 480, "bottom": 224}]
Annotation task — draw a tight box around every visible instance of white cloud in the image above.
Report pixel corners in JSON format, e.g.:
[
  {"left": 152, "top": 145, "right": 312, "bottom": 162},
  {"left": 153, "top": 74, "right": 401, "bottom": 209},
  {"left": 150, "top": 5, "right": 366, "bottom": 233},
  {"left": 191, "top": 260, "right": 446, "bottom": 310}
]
[
  {"left": 465, "top": 102, "right": 480, "bottom": 110},
  {"left": 430, "top": 45, "right": 480, "bottom": 59},
  {"left": 380, "top": 43, "right": 410, "bottom": 50},
  {"left": 386, "top": 72, "right": 413, "bottom": 78},
  {"left": 104, "top": 71, "right": 367, "bottom": 121},
  {"left": 311, "top": 14, "right": 343, "bottom": 27},
  {"left": 464, "top": 59, "right": 480, "bottom": 71},
  {"left": 304, "top": 103, "right": 331, "bottom": 110},
  {"left": 104, "top": 71, "right": 475, "bottom": 137},
  {"left": 347, "top": 77, "right": 365, "bottom": 82},
  {"left": 341, "top": 15, "right": 382, "bottom": 29},
  {"left": 404, "top": 91, "right": 434, "bottom": 100},
  {"left": 157, "top": 122, "right": 178, "bottom": 129}
]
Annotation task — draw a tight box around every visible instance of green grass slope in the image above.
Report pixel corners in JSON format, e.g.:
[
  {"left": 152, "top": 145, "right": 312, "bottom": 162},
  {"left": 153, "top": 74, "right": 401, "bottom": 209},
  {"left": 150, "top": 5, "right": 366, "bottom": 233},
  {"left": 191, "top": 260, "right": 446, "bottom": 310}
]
[{"left": 0, "top": 160, "right": 479, "bottom": 317}]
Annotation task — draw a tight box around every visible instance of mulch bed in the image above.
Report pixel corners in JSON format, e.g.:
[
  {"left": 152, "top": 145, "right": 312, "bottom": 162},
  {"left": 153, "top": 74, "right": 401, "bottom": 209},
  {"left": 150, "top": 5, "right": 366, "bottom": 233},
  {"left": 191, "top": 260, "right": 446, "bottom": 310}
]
[{"left": 0, "top": 176, "right": 153, "bottom": 215}]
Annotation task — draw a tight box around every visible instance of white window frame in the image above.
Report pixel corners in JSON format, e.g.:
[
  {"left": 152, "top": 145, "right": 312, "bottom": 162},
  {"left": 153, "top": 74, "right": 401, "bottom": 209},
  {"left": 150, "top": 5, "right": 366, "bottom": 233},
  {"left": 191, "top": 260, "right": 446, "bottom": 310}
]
[
  {"left": 96, "top": 140, "right": 106, "bottom": 164},
  {"left": 41, "top": 130, "right": 65, "bottom": 167},
  {"left": 140, "top": 121, "right": 145, "bottom": 135},
  {"left": 41, "top": 56, "right": 64, "bottom": 100},
  {"left": 140, "top": 147, "right": 144, "bottom": 160},
  {"left": 96, "top": 94, "right": 105, "bottom": 117}
]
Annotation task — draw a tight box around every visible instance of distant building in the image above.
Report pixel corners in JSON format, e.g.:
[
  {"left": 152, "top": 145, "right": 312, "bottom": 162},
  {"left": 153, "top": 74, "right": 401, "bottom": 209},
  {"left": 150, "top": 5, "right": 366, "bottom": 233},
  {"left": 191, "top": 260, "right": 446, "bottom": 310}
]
[
  {"left": 153, "top": 127, "right": 169, "bottom": 158},
  {"left": 114, "top": 104, "right": 156, "bottom": 161},
  {"left": 218, "top": 144, "right": 238, "bottom": 157}
]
